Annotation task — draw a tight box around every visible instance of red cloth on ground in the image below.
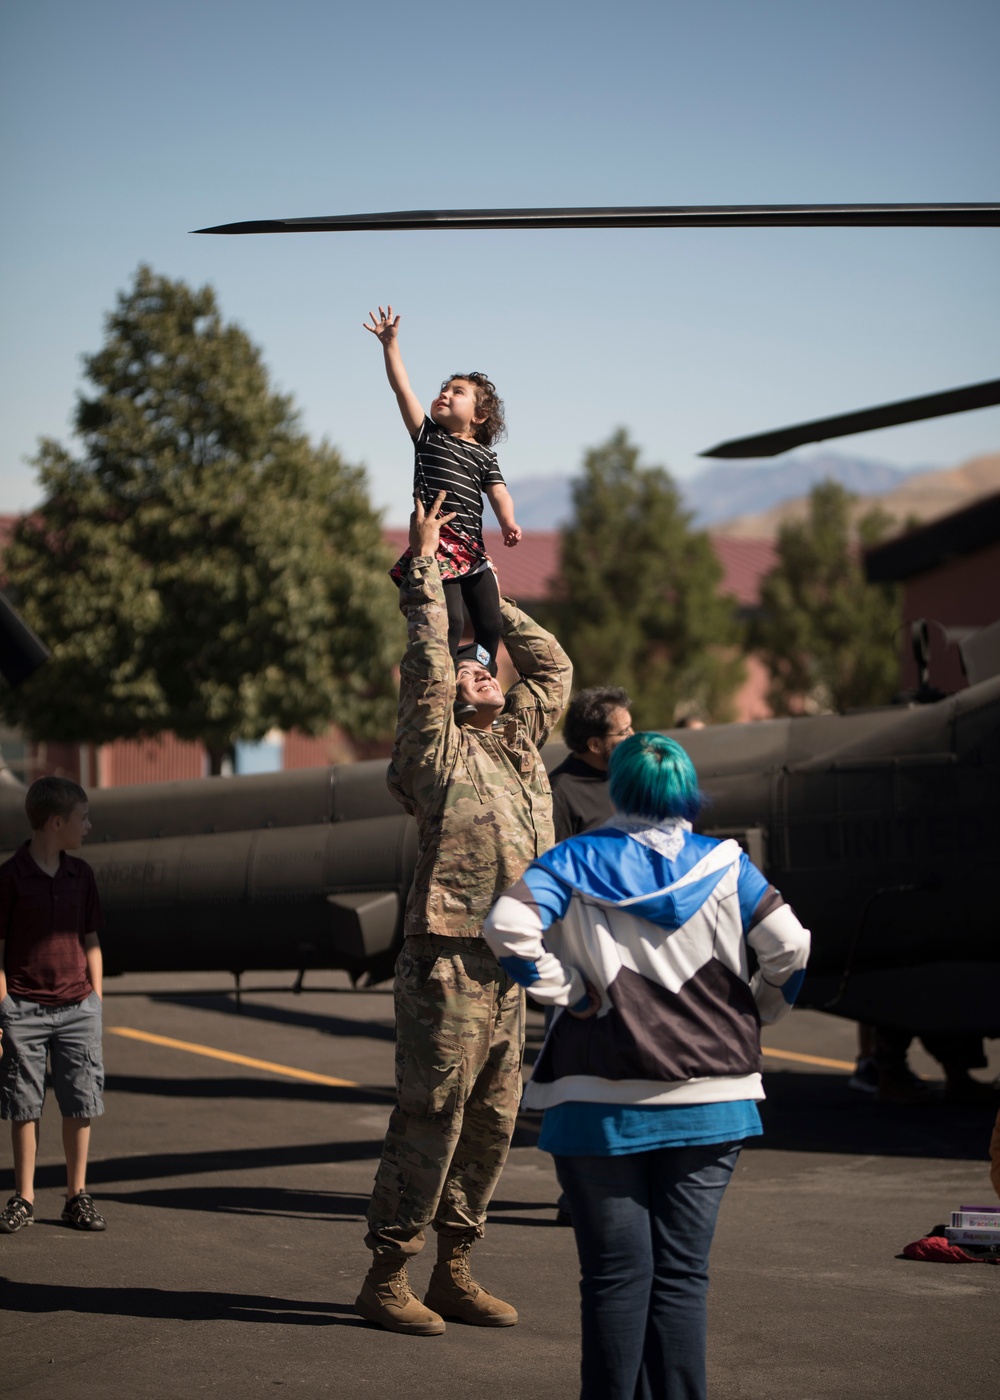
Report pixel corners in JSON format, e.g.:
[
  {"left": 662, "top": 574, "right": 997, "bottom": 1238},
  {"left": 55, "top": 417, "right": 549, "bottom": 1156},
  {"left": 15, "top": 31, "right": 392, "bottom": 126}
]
[{"left": 903, "top": 1235, "right": 983, "bottom": 1263}]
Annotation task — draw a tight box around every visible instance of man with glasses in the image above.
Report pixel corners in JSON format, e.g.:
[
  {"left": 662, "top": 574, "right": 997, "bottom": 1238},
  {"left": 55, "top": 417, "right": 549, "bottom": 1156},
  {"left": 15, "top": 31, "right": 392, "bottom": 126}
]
[{"left": 550, "top": 687, "right": 634, "bottom": 842}]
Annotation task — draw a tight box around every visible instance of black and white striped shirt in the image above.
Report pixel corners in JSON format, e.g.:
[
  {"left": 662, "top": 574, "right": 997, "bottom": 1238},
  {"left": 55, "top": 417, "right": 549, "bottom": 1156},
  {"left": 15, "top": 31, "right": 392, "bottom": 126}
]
[{"left": 412, "top": 416, "right": 505, "bottom": 550}]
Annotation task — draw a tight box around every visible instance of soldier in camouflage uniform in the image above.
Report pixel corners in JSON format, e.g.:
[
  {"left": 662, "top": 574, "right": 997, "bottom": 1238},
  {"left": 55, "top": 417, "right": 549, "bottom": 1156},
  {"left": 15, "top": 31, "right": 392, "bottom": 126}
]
[{"left": 356, "top": 493, "right": 572, "bottom": 1337}]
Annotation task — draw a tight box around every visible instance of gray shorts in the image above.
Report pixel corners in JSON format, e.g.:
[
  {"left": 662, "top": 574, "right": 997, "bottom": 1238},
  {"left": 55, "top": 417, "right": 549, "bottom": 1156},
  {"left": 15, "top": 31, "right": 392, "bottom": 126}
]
[{"left": 0, "top": 991, "right": 105, "bottom": 1121}]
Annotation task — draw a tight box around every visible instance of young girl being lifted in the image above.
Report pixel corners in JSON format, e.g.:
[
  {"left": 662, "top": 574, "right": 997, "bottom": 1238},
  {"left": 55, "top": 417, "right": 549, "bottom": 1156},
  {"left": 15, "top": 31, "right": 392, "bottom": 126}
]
[{"left": 365, "top": 305, "right": 521, "bottom": 671}]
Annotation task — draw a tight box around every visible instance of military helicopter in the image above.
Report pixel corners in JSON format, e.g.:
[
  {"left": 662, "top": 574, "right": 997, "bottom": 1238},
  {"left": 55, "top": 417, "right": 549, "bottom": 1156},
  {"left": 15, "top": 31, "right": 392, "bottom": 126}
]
[
  {"left": 0, "top": 603, "right": 997, "bottom": 1033},
  {"left": 0, "top": 201, "right": 996, "bottom": 1029}
]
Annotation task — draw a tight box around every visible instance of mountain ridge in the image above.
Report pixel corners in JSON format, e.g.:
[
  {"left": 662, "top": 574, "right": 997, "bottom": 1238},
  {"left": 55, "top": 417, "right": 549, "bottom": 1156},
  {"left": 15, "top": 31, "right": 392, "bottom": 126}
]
[
  {"left": 717, "top": 451, "right": 1000, "bottom": 537},
  {"left": 506, "top": 451, "right": 940, "bottom": 531}
]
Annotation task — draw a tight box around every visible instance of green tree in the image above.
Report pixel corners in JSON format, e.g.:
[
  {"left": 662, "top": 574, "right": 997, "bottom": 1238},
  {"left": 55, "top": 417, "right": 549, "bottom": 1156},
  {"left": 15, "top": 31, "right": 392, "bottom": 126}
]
[
  {"left": 541, "top": 428, "right": 744, "bottom": 728},
  {"left": 752, "top": 480, "right": 902, "bottom": 714},
  {"left": 2, "top": 265, "right": 402, "bottom": 771}
]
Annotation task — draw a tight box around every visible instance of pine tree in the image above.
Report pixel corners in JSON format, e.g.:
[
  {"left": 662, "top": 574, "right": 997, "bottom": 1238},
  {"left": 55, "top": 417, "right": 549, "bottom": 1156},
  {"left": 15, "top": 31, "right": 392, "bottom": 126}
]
[
  {"left": 752, "top": 479, "right": 902, "bottom": 714},
  {"left": 542, "top": 429, "right": 744, "bottom": 727},
  {"left": 1, "top": 266, "right": 402, "bottom": 770}
]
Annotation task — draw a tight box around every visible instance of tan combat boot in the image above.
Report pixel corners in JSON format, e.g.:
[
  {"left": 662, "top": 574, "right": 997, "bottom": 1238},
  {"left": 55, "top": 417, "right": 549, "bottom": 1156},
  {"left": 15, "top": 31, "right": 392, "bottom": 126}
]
[
  {"left": 355, "top": 1258, "right": 446, "bottom": 1336},
  {"left": 424, "top": 1236, "right": 518, "bottom": 1327}
]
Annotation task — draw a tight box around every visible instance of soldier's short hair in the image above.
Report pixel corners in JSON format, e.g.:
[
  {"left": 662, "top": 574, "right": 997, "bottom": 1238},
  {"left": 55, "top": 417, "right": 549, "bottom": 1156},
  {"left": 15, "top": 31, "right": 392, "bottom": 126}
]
[
  {"left": 25, "top": 776, "right": 88, "bottom": 830},
  {"left": 562, "top": 686, "right": 632, "bottom": 755}
]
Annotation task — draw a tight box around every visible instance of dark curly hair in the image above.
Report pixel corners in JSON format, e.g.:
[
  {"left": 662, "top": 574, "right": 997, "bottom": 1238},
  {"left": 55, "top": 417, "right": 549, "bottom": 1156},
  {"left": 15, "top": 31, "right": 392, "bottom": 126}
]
[
  {"left": 562, "top": 686, "right": 632, "bottom": 755},
  {"left": 444, "top": 373, "right": 506, "bottom": 447}
]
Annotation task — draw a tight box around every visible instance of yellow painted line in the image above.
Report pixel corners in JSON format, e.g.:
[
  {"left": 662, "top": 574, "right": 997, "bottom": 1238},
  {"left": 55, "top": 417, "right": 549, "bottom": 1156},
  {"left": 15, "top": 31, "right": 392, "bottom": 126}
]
[
  {"left": 761, "top": 1046, "right": 854, "bottom": 1071},
  {"left": 108, "top": 1026, "right": 358, "bottom": 1088},
  {"left": 109, "top": 1026, "right": 851, "bottom": 1084}
]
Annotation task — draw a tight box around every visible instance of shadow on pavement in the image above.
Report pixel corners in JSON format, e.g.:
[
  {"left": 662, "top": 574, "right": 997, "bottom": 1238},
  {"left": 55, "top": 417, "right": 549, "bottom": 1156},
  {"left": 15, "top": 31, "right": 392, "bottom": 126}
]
[
  {"left": 133, "top": 993, "right": 396, "bottom": 1042},
  {"left": 487, "top": 1197, "right": 569, "bottom": 1228},
  {"left": 517, "top": 1065, "right": 996, "bottom": 1163},
  {"left": 105, "top": 1073, "right": 394, "bottom": 1104},
  {"left": 0, "top": 1277, "right": 364, "bottom": 1326},
  {"left": 30, "top": 1137, "right": 386, "bottom": 1191},
  {"left": 511, "top": 1114, "right": 542, "bottom": 1150},
  {"left": 98, "top": 1184, "right": 371, "bottom": 1220},
  {"left": 80, "top": 1183, "right": 565, "bottom": 1229},
  {"left": 752, "top": 1070, "right": 997, "bottom": 1160}
]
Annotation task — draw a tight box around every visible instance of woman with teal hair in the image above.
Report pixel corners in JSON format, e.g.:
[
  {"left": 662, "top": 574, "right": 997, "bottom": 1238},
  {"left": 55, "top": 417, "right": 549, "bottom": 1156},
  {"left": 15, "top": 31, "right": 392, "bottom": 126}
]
[{"left": 484, "top": 732, "right": 811, "bottom": 1400}]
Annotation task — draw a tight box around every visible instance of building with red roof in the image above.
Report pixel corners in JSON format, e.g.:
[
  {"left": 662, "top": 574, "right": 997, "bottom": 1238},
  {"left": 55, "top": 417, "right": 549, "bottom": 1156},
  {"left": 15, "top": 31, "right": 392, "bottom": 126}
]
[
  {"left": 1, "top": 526, "right": 780, "bottom": 789},
  {"left": 386, "top": 528, "right": 777, "bottom": 612},
  {"left": 386, "top": 527, "right": 775, "bottom": 719},
  {"left": 864, "top": 490, "right": 1000, "bottom": 694}
]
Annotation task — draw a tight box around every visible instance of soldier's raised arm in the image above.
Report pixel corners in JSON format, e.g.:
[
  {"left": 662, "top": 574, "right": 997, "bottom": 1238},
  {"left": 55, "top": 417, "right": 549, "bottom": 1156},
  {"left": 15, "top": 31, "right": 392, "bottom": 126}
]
[
  {"left": 390, "top": 496, "right": 459, "bottom": 782},
  {"left": 499, "top": 597, "right": 573, "bottom": 750}
]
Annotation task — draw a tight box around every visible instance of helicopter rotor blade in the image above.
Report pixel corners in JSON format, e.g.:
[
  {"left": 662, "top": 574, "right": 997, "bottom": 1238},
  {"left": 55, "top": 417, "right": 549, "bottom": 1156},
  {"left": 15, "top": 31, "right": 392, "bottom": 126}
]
[
  {"left": 700, "top": 378, "right": 1000, "bottom": 459},
  {"left": 0, "top": 592, "right": 50, "bottom": 688},
  {"left": 193, "top": 203, "right": 1000, "bottom": 235},
  {"left": 190, "top": 202, "right": 1000, "bottom": 459}
]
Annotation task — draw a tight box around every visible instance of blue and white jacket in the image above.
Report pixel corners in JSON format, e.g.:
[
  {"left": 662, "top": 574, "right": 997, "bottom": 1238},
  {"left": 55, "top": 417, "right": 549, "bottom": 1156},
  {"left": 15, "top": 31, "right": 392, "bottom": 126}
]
[{"left": 483, "top": 815, "right": 811, "bottom": 1110}]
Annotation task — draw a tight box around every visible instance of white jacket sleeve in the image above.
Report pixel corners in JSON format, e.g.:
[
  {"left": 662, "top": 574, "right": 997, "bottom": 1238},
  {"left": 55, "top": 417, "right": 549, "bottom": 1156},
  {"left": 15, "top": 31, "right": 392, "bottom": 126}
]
[
  {"left": 483, "top": 879, "right": 588, "bottom": 1010},
  {"left": 747, "top": 902, "right": 811, "bottom": 1025}
]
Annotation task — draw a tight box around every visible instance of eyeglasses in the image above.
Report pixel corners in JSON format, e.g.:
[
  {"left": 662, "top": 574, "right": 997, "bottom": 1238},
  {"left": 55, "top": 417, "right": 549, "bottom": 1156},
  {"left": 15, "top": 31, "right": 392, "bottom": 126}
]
[{"left": 606, "top": 725, "right": 634, "bottom": 739}]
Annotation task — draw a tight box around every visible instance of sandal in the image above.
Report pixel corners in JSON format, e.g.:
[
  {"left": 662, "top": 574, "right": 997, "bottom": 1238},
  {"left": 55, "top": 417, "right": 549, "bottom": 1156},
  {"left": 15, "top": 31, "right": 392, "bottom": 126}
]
[
  {"left": 61, "top": 1191, "right": 107, "bottom": 1231},
  {"left": 0, "top": 1193, "right": 34, "bottom": 1233}
]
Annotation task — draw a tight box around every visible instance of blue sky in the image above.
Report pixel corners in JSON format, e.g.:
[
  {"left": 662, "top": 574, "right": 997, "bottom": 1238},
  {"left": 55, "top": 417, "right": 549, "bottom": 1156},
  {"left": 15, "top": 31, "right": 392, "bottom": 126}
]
[{"left": 1, "top": 0, "right": 997, "bottom": 524}]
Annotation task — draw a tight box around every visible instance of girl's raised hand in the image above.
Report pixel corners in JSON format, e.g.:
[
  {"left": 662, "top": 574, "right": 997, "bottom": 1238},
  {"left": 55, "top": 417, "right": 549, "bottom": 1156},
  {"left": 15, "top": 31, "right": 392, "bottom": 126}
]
[{"left": 364, "top": 305, "right": 400, "bottom": 344}]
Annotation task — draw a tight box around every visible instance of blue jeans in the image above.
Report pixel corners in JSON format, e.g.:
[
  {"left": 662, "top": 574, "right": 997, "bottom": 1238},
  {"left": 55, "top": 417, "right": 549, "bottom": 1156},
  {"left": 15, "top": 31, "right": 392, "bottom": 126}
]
[{"left": 554, "top": 1141, "right": 741, "bottom": 1400}]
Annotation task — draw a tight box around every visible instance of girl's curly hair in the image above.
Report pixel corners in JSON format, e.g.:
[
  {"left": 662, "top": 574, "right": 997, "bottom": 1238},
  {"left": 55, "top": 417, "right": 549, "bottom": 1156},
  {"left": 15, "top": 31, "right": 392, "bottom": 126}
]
[{"left": 444, "top": 373, "right": 506, "bottom": 447}]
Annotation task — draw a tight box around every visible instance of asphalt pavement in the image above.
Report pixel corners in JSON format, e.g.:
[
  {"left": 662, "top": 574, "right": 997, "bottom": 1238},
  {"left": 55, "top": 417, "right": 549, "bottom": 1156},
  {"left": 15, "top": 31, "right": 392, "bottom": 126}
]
[{"left": 1, "top": 972, "right": 998, "bottom": 1400}]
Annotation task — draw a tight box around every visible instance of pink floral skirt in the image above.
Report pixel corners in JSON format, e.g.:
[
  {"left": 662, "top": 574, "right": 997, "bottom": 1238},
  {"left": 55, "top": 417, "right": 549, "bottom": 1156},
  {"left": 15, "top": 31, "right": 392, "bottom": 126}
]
[{"left": 390, "top": 523, "right": 494, "bottom": 586}]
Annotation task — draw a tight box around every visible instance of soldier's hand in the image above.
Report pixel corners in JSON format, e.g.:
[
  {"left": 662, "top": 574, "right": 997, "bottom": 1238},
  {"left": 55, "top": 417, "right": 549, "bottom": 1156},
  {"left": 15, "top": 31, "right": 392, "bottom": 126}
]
[{"left": 409, "top": 491, "right": 456, "bottom": 558}]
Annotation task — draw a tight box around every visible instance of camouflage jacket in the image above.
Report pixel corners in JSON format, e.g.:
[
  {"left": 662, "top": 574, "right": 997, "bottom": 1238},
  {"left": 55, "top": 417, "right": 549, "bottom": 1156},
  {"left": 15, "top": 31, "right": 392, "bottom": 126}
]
[{"left": 387, "top": 556, "right": 573, "bottom": 939}]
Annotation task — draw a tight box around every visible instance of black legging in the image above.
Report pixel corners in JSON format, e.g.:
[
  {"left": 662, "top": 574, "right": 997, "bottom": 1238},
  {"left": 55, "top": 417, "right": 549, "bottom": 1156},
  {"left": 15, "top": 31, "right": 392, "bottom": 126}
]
[{"left": 443, "top": 569, "right": 503, "bottom": 665}]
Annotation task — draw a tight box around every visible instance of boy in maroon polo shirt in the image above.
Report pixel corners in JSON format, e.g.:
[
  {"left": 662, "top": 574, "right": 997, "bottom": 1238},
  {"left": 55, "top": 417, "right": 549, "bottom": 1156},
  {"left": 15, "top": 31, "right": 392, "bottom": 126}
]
[{"left": 0, "top": 776, "right": 106, "bottom": 1233}]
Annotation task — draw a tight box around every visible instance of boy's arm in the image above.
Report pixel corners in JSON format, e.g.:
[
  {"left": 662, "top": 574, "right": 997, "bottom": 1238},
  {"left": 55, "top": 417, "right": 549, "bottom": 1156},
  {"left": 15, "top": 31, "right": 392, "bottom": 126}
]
[
  {"left": 84, "top": 932, "right": 103, "bottom": 1001},
  {"left": 485, "top": 482, "right": 522, "bottom": 546},
  {"left": 0, "top": 937, "right": 6, "bottom": 1002},
  {"left": 364, "top": 306, "right": 424, "bottom": 437}
]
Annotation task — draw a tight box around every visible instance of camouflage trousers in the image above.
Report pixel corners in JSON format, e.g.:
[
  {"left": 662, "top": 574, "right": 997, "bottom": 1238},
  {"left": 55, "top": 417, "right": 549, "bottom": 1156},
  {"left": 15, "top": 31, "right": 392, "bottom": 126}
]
[{"left": 365, "top": 934, "right": 525, "bottom": 1259}]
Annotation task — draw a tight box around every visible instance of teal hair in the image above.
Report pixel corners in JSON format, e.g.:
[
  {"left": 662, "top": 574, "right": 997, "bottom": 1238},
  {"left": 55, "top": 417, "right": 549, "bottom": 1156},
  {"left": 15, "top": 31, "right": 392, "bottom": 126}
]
[{"left": 608, "top": 732, "right": 702, "bottom": 822}]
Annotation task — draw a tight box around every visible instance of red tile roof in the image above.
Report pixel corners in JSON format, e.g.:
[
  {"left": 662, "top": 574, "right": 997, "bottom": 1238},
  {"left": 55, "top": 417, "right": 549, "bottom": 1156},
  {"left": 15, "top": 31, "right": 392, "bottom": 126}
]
[
  {"left": 384, "top": 529, "right": 776, "bottom": 606},
  {"left": 710, "top": 535, "right": 778, "bottom": 606}
]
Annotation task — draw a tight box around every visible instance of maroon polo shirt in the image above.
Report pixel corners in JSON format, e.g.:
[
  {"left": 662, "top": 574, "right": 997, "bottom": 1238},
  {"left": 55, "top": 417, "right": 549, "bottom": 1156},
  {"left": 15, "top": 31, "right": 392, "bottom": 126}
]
[{"left": 0, "top": 842, "right": 104, "bottom": 1006}]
